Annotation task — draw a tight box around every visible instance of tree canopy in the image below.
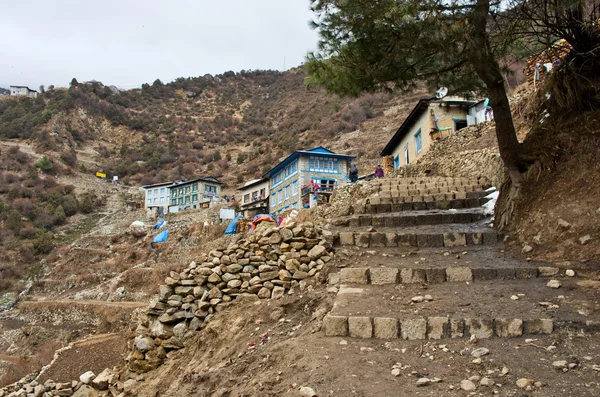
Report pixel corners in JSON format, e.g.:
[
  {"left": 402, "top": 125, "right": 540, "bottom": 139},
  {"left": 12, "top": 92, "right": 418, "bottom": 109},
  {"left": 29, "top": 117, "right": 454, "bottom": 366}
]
[{"left": 305, "top": 0, "right": 599, "bottom": 181}]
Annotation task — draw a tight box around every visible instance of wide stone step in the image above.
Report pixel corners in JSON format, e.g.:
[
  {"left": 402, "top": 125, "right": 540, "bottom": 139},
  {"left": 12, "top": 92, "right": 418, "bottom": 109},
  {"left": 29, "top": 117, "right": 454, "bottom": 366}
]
[
  {"left": 365, "top": 197, "right": 489, "bottom": 213},
  {"left": 324, "top": 279, "right": 600, "bottom": 340},
  {"left": 374, "top": 177, "right": 486, "bottom": 189},
  {"left": 370, "top": 190, "right": 489, "bottom": 204},
  {"left": 336, "top": 228, "right": 500, "bottom": 248},
  {"left": 332, "top": 208, "right": 488, "bottom": 228},
  {"left": 339, "top": 265, "right": 566, "bottom": 285},
  {"left": 378, "top": 184, "right": 486, "bottom": 195}
]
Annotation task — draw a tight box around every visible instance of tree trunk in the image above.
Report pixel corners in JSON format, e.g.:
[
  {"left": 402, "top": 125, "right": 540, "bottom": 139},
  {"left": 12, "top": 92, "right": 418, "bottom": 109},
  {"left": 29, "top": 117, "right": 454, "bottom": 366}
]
[
  {"left": 469, "top": 0, "right": 523, "bottom": 185},
  {"left": 486, "top": 78, "right": 523, "bottom": 184}
]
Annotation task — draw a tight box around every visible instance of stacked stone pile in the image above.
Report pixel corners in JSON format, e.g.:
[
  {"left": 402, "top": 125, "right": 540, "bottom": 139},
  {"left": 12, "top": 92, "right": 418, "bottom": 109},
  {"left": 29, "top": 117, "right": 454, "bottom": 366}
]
[
  {"left": 0, "top": 368, "right": 120, "bottom": 397},
  {"left": 314, "top": 181, "right": 378, "bottom": 220},
  {"left": 524, "top": 40, "right": 571, "bottom": 84},
  {"left": 128, "top": 222, "right": 336, "bottom": 373}
]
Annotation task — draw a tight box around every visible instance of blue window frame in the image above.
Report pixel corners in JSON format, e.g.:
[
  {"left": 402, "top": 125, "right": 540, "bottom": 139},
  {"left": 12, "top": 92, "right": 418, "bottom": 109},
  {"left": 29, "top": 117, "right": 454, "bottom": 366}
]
[
  {"left": 394, "top": 155, "right": 400, "bottom": 168},
  {"left": 308, "top": 157, "right": 338, "bottom": 173},
  {"left": 414, "top": 129, "right": 422, "bottom": 155}
]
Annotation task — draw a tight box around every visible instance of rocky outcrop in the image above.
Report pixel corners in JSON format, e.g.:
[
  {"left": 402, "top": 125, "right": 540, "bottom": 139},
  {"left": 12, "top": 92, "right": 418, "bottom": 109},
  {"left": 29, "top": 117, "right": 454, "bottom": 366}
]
[{"left": 127, "top": 222, "right": 336, "bottom": 373}]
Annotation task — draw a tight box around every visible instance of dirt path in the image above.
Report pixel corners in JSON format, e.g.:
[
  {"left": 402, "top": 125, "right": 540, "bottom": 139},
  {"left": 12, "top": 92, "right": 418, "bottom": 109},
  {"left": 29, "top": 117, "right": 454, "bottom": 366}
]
[{"left": 20, "top": 299, "right": 146, "bottom": 309}]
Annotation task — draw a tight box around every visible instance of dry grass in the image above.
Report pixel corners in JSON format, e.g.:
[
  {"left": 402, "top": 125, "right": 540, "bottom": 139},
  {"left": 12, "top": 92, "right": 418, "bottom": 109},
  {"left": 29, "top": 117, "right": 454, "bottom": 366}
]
[{"left": 0, "top": 339, "right": 60, "bottom": 387}]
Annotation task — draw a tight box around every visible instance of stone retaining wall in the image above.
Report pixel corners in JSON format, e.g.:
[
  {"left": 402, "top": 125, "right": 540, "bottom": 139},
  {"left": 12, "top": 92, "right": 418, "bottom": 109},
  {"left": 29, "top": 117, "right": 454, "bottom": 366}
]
[{"left": 127, "top": 222, "right": 335, "bottom": 373}]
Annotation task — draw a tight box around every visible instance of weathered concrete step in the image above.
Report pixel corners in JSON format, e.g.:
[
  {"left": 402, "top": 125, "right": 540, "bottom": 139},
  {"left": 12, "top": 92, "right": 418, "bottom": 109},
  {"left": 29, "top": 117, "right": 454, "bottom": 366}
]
[
  {"left": 374, "top": 177, "right": 487, "bottom": 189},
  {"left": 324, "top": 278, "right": 600, "bottom": 339},
  {"left": 339, "top": 265, "right": 568, "bottom": 285},
  {"left": 365, "top": 197, "right": 489, "bottom": 213},
  {"left": 370, "top": 190, "right": 489, "bottom": 203},
  {"left": 332, "top": 208, "right": 488, "bottom": 228},
  {"left": 324, "top": 314, "right": 556, "bottom": 340},
  {"left": 336, "top": 229, "right": 500, "bottom": 248},
  {"left": 377, "top": 185, "right": 485, "bottom": 196}
]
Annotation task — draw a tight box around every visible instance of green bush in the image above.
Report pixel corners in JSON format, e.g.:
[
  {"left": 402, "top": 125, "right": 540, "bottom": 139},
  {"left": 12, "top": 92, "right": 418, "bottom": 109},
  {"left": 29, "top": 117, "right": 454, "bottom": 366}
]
[
  {"left": 61, "top": 194, "right": 78, "bottom": 216},
  {"left": 37, "top": 156, "right": 53, "bottom": 173},
  {"left": 79, "top": 195, "right": 94, "bottom": 214},
  {"left": 33, "top": 231, "right": 54, "bottom": 255},
  {"left": 53, "top": 204, "right": 66, "bottom": 224}
]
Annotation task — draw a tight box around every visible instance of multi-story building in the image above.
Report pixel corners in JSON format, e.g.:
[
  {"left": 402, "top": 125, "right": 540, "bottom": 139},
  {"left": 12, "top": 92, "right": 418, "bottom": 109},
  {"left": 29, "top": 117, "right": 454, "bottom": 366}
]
[
  {"left": 141, "top": 181, "right": 174, "bottom": 215},
  {"left": 263, "top": 147, "right": 354, "bottom": 215},
  {"left": 10, "top": 86, "right": 38, "bottom": 98},
  {"left": 238, "top": 178, "right": 269, "bottom": 218},
  {"left": 169, "top": 176, "right": 223, "bottom": 211}
]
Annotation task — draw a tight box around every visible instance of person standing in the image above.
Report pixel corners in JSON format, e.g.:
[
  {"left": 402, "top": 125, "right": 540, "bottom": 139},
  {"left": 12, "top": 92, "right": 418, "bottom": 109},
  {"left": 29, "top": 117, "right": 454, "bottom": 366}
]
[
  {"left": 375, "top": 165, "right": 384, "bottom": 178},
  {"left": 349, "top": 163, "right": 359, "bottom": 183}
]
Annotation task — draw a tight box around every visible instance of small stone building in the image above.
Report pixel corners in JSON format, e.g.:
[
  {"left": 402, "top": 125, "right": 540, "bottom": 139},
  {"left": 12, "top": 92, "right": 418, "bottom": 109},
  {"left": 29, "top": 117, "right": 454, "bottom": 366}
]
[{"left": 380, "top": 97, "right": 482, "bottom": 171}]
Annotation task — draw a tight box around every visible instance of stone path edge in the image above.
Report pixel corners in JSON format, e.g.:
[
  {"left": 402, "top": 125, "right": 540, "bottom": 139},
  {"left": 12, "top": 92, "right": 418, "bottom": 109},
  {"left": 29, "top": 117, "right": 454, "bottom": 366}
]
[{"left": 339, "top": 266, "right": 566, "bottom": 284}]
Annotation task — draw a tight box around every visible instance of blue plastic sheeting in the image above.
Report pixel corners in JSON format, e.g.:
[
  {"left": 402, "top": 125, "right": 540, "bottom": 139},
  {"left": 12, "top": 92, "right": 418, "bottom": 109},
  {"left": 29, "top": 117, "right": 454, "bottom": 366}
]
[
  {"left": 225, "top": 215, "right": 243, "bottom": 235},
  {"left": 152, "top": 229, "right": 169, "bottom": 243},
  {"left": 152, "top": 219, "right": 166, "bottom": 230}
]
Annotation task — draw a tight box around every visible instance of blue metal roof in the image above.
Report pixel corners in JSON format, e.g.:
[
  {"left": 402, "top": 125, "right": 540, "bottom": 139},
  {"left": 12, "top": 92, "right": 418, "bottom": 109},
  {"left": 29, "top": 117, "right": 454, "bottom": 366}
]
[{"left": 262, "top": 147, "right": 354, "bottom": 178}]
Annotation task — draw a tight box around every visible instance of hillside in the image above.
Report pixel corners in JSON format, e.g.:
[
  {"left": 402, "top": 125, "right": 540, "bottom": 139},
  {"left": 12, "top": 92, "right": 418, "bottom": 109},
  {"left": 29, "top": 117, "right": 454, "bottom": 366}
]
[{"left": 0, "top": 70, "right": 422, "bottom": 191}]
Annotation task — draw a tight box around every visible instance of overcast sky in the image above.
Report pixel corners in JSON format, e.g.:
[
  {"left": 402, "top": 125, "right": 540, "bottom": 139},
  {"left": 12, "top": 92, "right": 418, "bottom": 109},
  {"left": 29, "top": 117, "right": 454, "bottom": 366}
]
[{"left": 0, "top": 0, "right": 320, "bottom": 89}]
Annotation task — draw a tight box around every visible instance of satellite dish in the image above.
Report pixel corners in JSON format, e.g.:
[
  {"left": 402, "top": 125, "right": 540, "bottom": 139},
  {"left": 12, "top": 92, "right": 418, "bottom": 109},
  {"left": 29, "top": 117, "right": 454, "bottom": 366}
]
[{"left": 435, "top": 87, "right": 448, "bottom": 99}]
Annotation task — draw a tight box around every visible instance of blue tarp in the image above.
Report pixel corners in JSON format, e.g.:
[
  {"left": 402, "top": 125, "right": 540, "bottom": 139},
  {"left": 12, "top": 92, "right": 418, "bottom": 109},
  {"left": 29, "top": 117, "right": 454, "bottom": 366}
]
[
  {"left": 224, "top": 215, "right": 243, "bottom": 235},
  {"left": 152, "top": 219, "right": 166, "bottom": 230},
  {"left": 152, "top": 229, "right": 169, "bottom": 243}
]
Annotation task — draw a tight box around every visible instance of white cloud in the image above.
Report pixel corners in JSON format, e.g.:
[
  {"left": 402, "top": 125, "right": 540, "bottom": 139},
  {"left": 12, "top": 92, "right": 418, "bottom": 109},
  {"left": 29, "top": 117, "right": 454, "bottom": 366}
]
[{"left": 0, "top": 0, "right": 319, "bottom": 89}]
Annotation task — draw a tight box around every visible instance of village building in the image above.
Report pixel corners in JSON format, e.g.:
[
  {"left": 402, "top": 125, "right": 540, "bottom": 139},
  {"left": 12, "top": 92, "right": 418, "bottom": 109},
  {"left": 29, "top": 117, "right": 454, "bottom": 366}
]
[
  {"left": 237, "top": 178, "right": 270, "bottom": 218},
  {"left": 263, "top": 147, "right": 354, "bottom": 214},
  {"left": 168, "top": 176, "right": 223, "bottom": 212},
  {"left": 380, "top": 97, "right": 490, "bottom": 169},
  {"left": 10, "top": 85, "right": 38, "bottom": 98},
  {"left": 141, "top": 181, "right": 174, "bottom": 216}
]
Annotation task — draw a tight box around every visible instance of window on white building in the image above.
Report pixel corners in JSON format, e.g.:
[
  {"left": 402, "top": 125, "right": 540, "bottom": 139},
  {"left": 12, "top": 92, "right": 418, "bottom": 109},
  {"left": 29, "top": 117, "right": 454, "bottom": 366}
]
[{"left": 308, "top": 157, "right": 338, "bottom": 173}]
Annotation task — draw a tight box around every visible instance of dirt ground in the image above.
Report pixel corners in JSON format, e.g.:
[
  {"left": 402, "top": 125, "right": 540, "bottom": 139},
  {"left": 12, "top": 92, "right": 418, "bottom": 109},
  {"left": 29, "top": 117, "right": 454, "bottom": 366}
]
[
  {"left": 331, "top": 278, "right": 600, "bottom": 323},
  {"left": 37, "top": 333, "right": 127, "bottom": 384},
  {"left": 124, "top": 289, "right": 600, "bottom": 397}
]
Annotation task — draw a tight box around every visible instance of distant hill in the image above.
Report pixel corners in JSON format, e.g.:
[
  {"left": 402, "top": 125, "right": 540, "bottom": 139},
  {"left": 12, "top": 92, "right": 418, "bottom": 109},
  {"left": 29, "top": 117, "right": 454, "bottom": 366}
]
[
  {"left": 0, "top": 69, "right": 424, "bottom": 189},
  {"left": 0, "top": 87, "right": 9, "bottom": 95}
]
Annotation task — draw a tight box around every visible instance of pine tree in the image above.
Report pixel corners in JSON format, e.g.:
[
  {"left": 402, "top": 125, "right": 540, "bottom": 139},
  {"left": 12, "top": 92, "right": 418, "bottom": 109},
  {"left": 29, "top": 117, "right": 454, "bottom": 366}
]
[{"left": 306, "top": 0, "right": 526, "bottom": 181}]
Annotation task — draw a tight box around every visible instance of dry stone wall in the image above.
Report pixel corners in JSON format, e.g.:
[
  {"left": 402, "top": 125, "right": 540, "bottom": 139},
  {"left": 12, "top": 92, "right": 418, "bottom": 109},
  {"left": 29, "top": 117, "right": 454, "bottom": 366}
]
[
  {"left": 127, "top": 222, "right": 335, "bottom": 373},
  {"left": 389, "top": 122, "right": 505, "bottom": 187}
]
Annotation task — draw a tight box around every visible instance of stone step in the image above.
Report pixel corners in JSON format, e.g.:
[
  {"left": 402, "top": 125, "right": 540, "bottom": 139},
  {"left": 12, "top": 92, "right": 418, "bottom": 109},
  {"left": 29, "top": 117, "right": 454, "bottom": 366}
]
[
  {"left": 336, "top": 228, "right": 500, "bottom": 249},
  {"left": 324, "top": 278, "right": 600, "bottom": 340},
  {"left": 378, "top": 184, "right": 485, "bottom": 195},
  {"left": 373, "top": 177, "right": 485, "bottom": 188},
  {"left": 332, "top": 208, "right": 488, "bottom": 228},
  {"left": 338, "top": 265, "right": 567, "bottom": 285},
  {"left": 370, "top": 190, "right": 489, "bottom": 203},
  {"left": 365, "top": 197, "right": 489, "bottom": 213}
]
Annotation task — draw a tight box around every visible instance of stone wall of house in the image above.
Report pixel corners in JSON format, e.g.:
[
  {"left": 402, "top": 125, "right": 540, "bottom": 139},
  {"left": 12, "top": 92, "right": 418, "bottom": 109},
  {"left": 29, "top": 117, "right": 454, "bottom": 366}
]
[
  {"left": 389, "top": 122, "right": 506, "bottom": 187},
  {"left": 127, "top": 222, "right": 335, "bottom": 373}
]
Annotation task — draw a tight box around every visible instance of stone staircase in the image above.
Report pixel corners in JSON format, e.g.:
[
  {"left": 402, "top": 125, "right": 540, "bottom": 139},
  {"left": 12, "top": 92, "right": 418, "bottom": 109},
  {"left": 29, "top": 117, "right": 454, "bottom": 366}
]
[{"left": 324, "top": 176, "right": 600, "bottom": 341}]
